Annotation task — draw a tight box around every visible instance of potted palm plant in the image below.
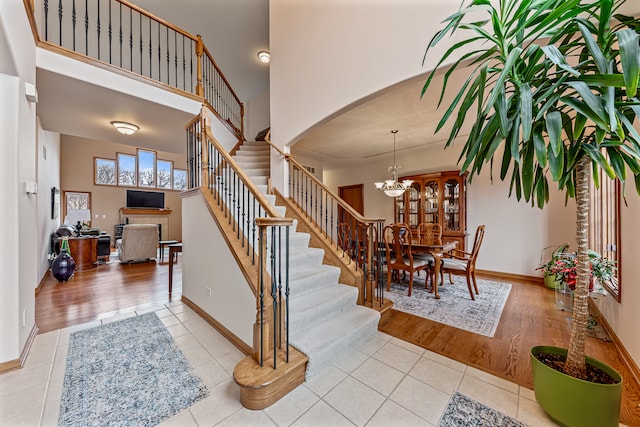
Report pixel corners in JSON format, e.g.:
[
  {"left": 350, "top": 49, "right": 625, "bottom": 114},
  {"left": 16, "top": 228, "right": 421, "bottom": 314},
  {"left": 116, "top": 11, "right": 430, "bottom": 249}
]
[{"left": 421, "top": 0, "right": 639, "bottom": 425}]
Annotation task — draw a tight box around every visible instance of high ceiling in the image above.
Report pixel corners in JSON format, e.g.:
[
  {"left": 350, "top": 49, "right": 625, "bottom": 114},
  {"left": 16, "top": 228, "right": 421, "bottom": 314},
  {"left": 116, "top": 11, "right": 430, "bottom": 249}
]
[{"left": 33, "top": 1, "right": 640, "bottom": 162}]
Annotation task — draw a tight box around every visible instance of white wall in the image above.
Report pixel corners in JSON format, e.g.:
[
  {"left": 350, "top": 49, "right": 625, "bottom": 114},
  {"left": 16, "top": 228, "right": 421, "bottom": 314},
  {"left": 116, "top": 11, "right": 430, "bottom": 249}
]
[
  {"left": 271, "top": 1, "right": 640, "bottom": 368},
  {"left": 0, "top": 0, "right": 38, "bottom": 364},
  {"left": 245, "top": 88, "right": 271, "bottom": 142},
  {"left": 36, "top": 120, "right": 61, "bottom": 280},
  {"left": 181, "top": 193, "right": 255, "bottom": 346}
]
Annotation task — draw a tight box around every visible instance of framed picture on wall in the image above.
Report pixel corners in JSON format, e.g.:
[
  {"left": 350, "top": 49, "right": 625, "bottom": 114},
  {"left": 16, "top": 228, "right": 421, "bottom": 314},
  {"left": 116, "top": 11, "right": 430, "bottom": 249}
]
[{"left": 51, "top": 187, "right": 60, "bottom": 219}]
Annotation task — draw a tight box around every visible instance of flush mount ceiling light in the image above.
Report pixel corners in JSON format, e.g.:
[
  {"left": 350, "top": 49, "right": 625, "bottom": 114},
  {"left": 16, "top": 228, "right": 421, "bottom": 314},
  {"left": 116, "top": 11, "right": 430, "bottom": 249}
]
[
  {"left": 110, "top": 121, "right": 139, "bottom": 135},
  {"left": 374, "top": 130, "right": 413, "bottom": 197},
  {"left": 257, "top": 50, "right": 270, "bottom": 64}
]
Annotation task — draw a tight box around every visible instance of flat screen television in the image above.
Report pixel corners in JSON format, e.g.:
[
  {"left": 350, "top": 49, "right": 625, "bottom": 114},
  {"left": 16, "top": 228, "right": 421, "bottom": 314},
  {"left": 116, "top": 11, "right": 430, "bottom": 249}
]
[{"left": 126, "top": 190, "right": 164, "bottom": 209}]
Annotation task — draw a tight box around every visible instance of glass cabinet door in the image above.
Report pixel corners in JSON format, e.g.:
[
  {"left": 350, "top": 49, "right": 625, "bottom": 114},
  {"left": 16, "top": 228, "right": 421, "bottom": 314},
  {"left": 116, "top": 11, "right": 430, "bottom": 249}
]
[
  {"left": 395, "top": 197, "right": 405, "bottom": 225},
  {"left": 407, "top": 182, "right": 421, "bottom": 229},
  {"left": 423, "top": 179, "right": 439, "bottom": 224},
  {"left": 443, "top": 178, "right": 461, "bottom": 231}
]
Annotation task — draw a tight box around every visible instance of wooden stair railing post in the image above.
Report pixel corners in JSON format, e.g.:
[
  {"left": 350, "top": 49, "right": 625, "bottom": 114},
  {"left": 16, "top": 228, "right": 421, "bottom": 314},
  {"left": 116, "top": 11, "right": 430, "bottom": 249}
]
[
  {"left": 195, "top": 34, "right": 204, "bottom": 97},
  {"left": 254, "top": 217, "right": 294, "bottom": 368},
  {"left": 253, "top": 222, "right": 272, "bottom": 366}
]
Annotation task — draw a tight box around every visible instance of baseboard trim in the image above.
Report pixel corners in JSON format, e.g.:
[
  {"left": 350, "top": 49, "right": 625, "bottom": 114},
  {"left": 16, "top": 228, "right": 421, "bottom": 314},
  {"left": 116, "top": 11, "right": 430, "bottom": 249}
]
[
  {"left": 0, "top": 323, "right": 38, "bottom": 375},
  {"left": 588, "top": 299, "right": 640, "bottom": 387},
  {"left": 181, "top": 296, "right": 251, "bottom": 355},
  {"left": 476, "top": 269, "right": 544, "bottom": 284},
  {"left": 36, "top": 269, "right": 50, "bottom": 295}
]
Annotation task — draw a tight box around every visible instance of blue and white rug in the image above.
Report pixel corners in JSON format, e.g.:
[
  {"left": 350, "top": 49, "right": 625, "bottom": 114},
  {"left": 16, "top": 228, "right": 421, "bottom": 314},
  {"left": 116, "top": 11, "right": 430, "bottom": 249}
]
[
  {"left": 385, "top": 274, "right": 511, "bottom": 337},
  {"left": 438, "top": 392, "right": 527, "bottom": 426},
  {"left": 58, "top": 312, "right": 208, "bottom": 426}
]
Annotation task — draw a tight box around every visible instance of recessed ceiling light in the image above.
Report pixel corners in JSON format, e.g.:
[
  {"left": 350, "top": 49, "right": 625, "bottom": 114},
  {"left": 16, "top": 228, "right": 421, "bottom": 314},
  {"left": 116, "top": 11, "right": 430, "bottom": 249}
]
[
  {"left": 110, "top": 121, "right": 139, "bottom": 135},
  {"left": 257, "top": 51, "right": 270, "bottom": 64}
]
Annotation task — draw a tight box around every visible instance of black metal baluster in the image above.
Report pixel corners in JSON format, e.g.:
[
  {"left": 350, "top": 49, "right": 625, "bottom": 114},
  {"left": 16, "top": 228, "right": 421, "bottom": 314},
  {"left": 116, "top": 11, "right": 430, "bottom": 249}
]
[
  {"left": 96, "top": 0, "right": 100, "bottom": 59},
  {"left": 129, "top": 8, "right": 133, "bottom": 71},
  {"left": 108, "top": 0, "right": 112, "bottom": 64},
  {"left": 118, "top": 3, "right": 122, "bottom": 67},
  {"left": 271, "top": 225, "right": 277, "bottom": 368},
  {"left": 174, "top": 32, "right": 178, "bottom": 87},
  {"left": 58, "top": 0, "right": 63, "bottom": 46},
  {"left": 71, "top": 0, "right": 76, "bottom": 51},
  {"left": 284, "top": 226, "right": 290, "bottom": 361},
  {"left": 182, "top": 36, "right": 186, "bottom": 90},
  {"left": 139, "top": 13, "right": 142, "bottom": 74},
  {"left": 166, "top": 27, "right": 169, "bottom": 84},
  {"left": 157, "top": 22, "right": 161, "bottom": 81},
  {"left": 44, "top": 0, "right": 49, "bottom": 41},
  {"left": 149, "top": 18, "right": 153, "bottom": 78},
  {"left": 84, "top": 0, "right": 88, "bottom": 54},
  {"left": 252, "top": 200, "right": 257, "bottom": 264},
  {"left": 189, "top": 40, "right": 193, "bottom": 93}
]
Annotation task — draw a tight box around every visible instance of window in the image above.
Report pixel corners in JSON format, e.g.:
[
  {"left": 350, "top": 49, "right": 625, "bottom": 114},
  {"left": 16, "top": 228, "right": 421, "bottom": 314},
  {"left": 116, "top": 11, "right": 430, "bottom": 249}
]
[
  {"left": 64, "top": 191, "right": 91, "bottom": 227},
  {"left": 95, "top": 158, "right": 117, "bottom": 185},
  {"left": 157, "top": 160, "right": 173, "bottom": 189},
  {"left": 95, "top": 148, "right": 186, "bottom": 191},
  {"left": 589, "top": 171, "right": 621, "bottom": 302},
  {"left": 138, "top": 149, "right": 156, "bottom": 188},
  {"left": 173, "top": 169, "right": 187, "bottom": 190},
  {"left": 118, "top": 153, "right": 137, "bottom": 187}
]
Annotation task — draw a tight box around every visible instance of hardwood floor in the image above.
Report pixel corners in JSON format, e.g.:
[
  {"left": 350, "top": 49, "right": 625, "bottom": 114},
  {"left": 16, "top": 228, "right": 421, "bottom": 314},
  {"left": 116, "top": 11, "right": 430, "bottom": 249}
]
[{"left": 36, "top": 262, "right": 640, "bottom": 425}]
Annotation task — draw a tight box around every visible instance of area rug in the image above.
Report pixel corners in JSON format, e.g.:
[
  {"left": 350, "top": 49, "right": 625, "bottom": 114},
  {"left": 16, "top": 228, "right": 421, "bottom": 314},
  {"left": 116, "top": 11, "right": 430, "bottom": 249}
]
[
  {"left": 385, "top": 274, "right": 511, "bottom": 337},
  {"left": 438, "top": 392, "right": 527, "bottom": 426},
  {"left": 58, "top": 312, "right": 208, "bottom": 426}
]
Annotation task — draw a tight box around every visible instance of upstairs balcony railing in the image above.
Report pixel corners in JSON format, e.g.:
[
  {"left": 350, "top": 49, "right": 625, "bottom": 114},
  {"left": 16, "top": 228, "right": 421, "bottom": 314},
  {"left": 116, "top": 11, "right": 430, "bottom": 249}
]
[{"left": 28, "top": 0, "right": 243, "bottom": 139}]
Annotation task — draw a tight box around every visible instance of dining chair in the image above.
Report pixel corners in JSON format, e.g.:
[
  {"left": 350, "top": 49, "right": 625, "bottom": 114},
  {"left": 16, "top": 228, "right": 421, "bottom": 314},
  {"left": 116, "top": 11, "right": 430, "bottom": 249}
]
[
  {"left": 413, "top": 223, "right": 442, "bottom": 283},
  {"left": 383, "top": 223, "right": 430, "bottom": 296},
  {"left": 417, "top": 222, "right": 442, "bottom": 245},
  {"left": 439, "top": 225, "right": 485, "bottom": 300}
]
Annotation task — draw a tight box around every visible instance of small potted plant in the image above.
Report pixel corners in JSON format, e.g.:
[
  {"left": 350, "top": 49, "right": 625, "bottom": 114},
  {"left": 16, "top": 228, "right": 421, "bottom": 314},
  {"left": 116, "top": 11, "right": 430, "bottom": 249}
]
[
  {"left": 537, "top": 244, "right": 570, "bottom": 290},
  {"left": 538, "top": 246, "right": 616, "bottom": 311}
]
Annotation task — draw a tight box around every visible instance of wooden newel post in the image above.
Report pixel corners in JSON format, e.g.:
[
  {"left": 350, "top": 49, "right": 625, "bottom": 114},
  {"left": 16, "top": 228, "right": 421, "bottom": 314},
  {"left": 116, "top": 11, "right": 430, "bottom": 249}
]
[
  {"left": 195, "top": 35, "right": 204, "bottom": 97},
  {"left": 253, "top": 223, "right": 272, "bottom": 365}
]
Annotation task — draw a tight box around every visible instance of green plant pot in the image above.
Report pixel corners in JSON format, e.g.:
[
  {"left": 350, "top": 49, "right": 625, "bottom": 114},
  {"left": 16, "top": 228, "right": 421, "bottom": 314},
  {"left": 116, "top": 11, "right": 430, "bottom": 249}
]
[
  {"left": 530, "top": 345, "right": 622, "bottom": 427},
  {"left": 543, "top": 273, "right": 563, "bottom": 290}
]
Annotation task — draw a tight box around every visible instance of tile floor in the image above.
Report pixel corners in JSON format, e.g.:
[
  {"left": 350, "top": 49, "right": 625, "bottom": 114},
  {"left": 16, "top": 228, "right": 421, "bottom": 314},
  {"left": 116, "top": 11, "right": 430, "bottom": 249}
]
[{"left": 0, "top": 301, "right": 561, "bottom": 426}]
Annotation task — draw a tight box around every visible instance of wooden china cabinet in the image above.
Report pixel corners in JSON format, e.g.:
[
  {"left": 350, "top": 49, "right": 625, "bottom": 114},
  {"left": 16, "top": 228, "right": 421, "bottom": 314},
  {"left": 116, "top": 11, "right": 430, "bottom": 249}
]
[{"left": 393, "top": 170, "right": 468, "bottom": 250}]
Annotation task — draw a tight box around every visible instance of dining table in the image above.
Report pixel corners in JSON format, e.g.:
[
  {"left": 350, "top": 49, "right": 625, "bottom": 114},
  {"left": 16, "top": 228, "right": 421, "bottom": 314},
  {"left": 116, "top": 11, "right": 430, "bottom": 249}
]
[{"left": 407, "top": 240, "right": 458, "bottom": 299}]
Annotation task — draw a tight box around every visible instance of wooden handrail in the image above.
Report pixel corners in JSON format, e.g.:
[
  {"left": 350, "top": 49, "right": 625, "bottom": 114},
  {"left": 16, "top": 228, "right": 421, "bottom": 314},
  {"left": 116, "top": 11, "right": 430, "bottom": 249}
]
[
  {"left": 117, "top": 0, "right": 197, "bottom": 41},
  {"left": 266, "top": 139, "right": 385, "bottom": 226},
  {"left": 203, "top": 121, "right": 281, "bottom": 219},
  {"left": 201, "top": 43, "right": 243, "bottom": 110}
]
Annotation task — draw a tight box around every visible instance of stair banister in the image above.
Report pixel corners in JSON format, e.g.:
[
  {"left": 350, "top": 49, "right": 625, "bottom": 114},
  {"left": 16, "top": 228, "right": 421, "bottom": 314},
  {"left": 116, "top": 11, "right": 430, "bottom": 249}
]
[{"left": 265, "top": 139, "right": 386, "bottom": 308}]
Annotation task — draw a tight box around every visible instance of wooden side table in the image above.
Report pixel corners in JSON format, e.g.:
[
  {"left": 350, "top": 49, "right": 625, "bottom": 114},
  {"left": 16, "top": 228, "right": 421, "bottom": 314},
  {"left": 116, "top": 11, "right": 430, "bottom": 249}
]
[
  {"left": 168, "top": 243, "right": 183, "bottom": 294},
  {"left": 159, "top": 240, "right": 179, "bottom": 262}
]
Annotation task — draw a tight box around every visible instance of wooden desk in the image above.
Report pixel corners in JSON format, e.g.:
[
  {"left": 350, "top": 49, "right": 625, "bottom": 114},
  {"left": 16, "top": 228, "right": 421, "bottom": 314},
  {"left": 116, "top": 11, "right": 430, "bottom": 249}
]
[
  {"left": 68, "top": 236, "right": 98, "bottom": 271},
  {"left": 409, "top": 241, "right": 457, "bottom": 299},
  {"left": 168, "top": 243, "right": 183, "bottom": 294}
]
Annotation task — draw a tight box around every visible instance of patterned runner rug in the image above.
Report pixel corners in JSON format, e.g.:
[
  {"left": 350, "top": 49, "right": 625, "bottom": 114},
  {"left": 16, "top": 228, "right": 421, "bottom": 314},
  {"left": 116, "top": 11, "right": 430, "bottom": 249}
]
[
  {"left": 438, "top": 392, "right": 527, "bottom": 426},
  {"left": 58, "top": 312, "right": 208, "bottom": 426},
  {"left": 385, "top": 274, "right": 512, "bottom": 337}
]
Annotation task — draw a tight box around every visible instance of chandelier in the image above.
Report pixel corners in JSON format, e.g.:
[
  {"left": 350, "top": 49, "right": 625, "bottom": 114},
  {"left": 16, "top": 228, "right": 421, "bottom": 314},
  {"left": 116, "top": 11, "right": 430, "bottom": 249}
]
[{"left": 374, "top": 130, "right": 413, "bottom": 197}]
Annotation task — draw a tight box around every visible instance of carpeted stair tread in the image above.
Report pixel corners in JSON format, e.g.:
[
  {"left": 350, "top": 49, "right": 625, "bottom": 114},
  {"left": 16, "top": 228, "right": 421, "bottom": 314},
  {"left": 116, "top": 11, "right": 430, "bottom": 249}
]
[
  {"left": 289, "top": 307, "right": 380, "bottom": 378},
  {"left": 289, "top": 285, "right": 359, "bottom": 334},
  {"left": 288, "top": 265, "right": 341, "bottom": 295},
  {"left": 288, "top": 247, "right": 325, "bottom": 269}
]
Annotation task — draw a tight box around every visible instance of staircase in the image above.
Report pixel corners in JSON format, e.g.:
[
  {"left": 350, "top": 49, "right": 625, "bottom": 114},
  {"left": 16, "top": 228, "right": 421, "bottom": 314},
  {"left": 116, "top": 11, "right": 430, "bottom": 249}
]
[{"left": 232, "top": 140, "right": 381, "bottom": 379}]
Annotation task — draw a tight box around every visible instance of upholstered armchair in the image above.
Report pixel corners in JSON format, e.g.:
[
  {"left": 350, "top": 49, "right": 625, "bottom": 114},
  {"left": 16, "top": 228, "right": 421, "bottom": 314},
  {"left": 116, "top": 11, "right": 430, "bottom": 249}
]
[{"left": 116, "top": 224, "right": 159, "bottom": 263}]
